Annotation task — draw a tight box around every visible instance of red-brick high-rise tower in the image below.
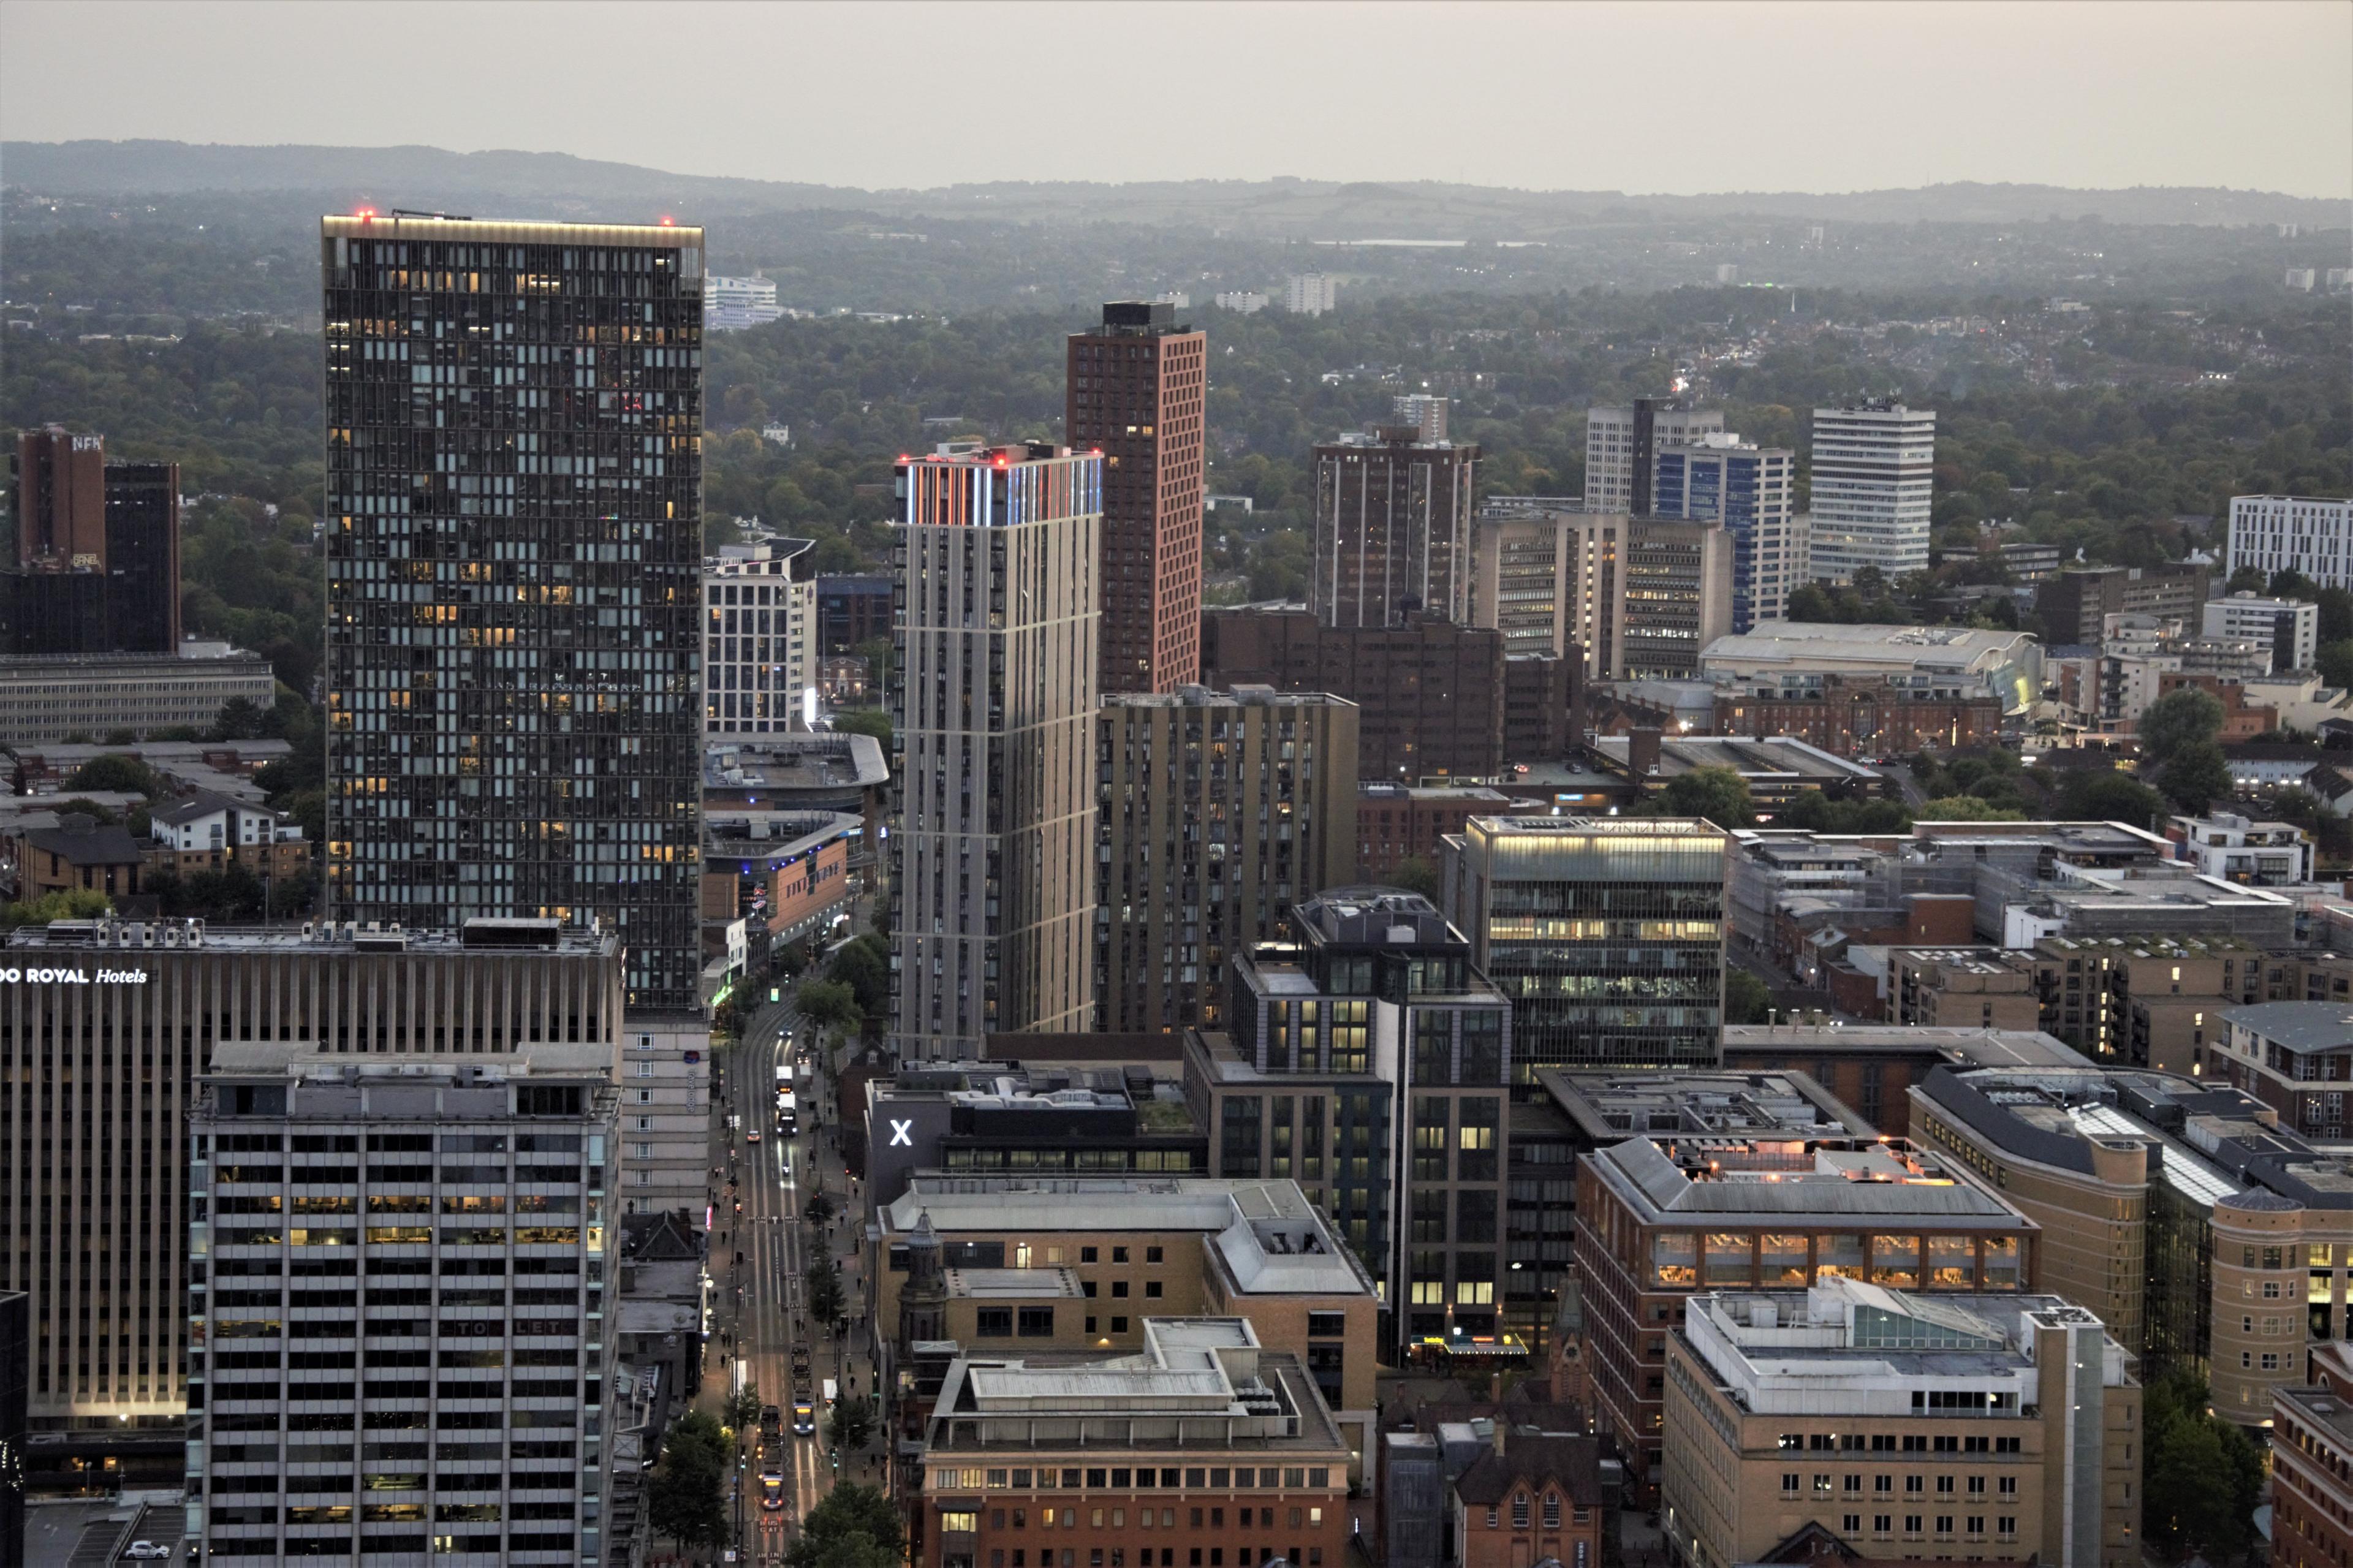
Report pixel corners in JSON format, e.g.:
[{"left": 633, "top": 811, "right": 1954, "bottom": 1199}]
[{"left": 1066, "top": 301, "right": 1207, "bottom": 692}]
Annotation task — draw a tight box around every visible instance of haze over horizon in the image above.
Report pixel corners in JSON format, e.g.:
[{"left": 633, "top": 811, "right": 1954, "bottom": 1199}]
[{"left": 2, "top": 0, "right": 2347, "bottom": 202}]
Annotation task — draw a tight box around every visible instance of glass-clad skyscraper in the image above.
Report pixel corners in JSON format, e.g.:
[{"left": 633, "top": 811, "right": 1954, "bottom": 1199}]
[
  {"left": 1441, "top": 814, "right": 1729, "bottom": 1073},
  {"left": 1653, "top": 433, "right": 1797, "bottom": 632},
  {"left": 320, "top": 215, "right": 705, "bottom": 1011}
]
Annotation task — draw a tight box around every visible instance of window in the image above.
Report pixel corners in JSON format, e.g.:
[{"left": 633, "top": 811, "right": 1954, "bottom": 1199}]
[
  {"left": 1996, "top": 1518, "right": 2017, "bottom": 1540},
  {"left": 1872, "top": 1517, "right": 1892, "bottom": 1537},
  {"left": 1542, "top": 1496, "right": 1561, "bottom": 1529},
  {"left": 1512, "top": 1494, "right": 1530, "bottom": 1529},
  {"left": 1486, "top": 1508, "right": 1499, "bottom": 1529},
  {"left": 1814, "top": 1475, "right": 1833, "bottom": 1496},
  {"left": 1903, "top": 1517, "right": 1922, "bottom": 1539},
  {"left": 1966, "top": 1517, "right": 1985, "bottom": 1539},
  {"left": 1934, "top": 1517, "right": 1953, "bottom": 1538},
  {"left": 1782, "top": 1475, "right": 1800, "bottom": 1497},
  {"left": 1998, "top": 1479, "right": 2017, "bottom": 1498},
  {"left": 942, "top": 1513, "right": 980, "bottom": 1534},
  {"left": 1146, "top": 1246, "right": 1164, "bottom": 1264},
  {"left": 1017, "top": 1308, "right": 1055, "bottom": 1337},
  {"left": 1113, "top": 1247, "right": 1129, "bottom": 1263},
  {"left": 1842, "top": 1516, "right": 1862, "bottom": 1537},
  {"left": 1145, "top": 1282, "right": 1164, "bottom": 1299},
  {"left": 976, "top": 1308, "right": 1013, "bottom": 1337}
]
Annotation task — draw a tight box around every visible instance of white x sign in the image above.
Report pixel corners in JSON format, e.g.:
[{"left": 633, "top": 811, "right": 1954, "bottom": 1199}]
[{"left": 889, "top": 1118, "right": 914, "bottom": 1148}]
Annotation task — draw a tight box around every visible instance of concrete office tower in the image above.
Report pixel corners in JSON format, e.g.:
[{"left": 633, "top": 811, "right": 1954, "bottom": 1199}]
[
  {"left": 1467, "top": 506, "right": 1729, "bottom": 681},
  {"left": 891, "top": 444, "right": 1101, "bottom": 1058},
  {"left": 1807, "top": 400, "right": 1936, "bottom": 584},
  {"left": 1066, "top": 301, "right": 1208, "bottom": 692},
  {"left": 5, "top": 427, "right": 182, "bottom": 656},
  {"left": 1662, "top": 1280, "right": 2140, "bottom": 1568},
  {"left": 2204, "top": 591, "right": 2319, "bottom": 672},
  {"left": 1653, "top": 433, "right": 1798, "bottom": 631},
  {"left": 188, "top": 1045, "right": 618, "bottom": 1565},
  {"left": 1095, "top": 686, "right": 1360, "bottom": 1033},
  {"left": 2229, "top": 495, "right": 2353, "bottom": 591},
  {"left": 1312, "top": 427, "right": 1480, "bottom": 628},
  {"left": 1583, "top": 400, "right": 1724, "bottom": 515},
  {"left": 1393, "top": 393, "right": 1449, "bottom": 442},
  {"left": 1205, "top": 888, "right": 1514, "bottom": 1357},
  {"left": 0, "top": 916, "right": 621, "bottom": 1473},
  {"left": 702, "top": 537, "right": 817, "bottom": 735},
  {"left": 320, "top": 214, "right": 706, "bottom": 1015},
  {"left": 1442, "top": 815, "right": 1729, "bottom": 1071}
]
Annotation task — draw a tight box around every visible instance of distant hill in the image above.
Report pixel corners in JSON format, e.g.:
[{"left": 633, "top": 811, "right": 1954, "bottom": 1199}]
[{"left": 4, "top": 140, "right": 2345, "bottom": 233}]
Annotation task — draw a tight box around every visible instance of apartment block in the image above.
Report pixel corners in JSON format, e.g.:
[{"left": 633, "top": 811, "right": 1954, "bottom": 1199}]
[
  {"left": 1442, "top": 815, "right": 1728, "bottom": 1074},
  {"left": 1311, "top": 428, "right": 1479, "bottom": 629},
  {"left": 2033, "top": 562, "right": 2212, "bottom": 648},
  {"left": 1198, "top": 890, "right": 1514, "bottom": 1357},
  {"left": 892, "top": 444, "right": 1101, "bottom": 1057},
  {"left": 1067, "top": 302, "right": 1208, "bottom": 693},
  {"left": 1719, "top": 1025, "right": 2087, "bottom": 1138},
  {"left": 915, "top": 1319, "right": 1352, "bottom": 1568},
  {"left": 2228, "top": 496, "right": 2353, "bottom": 593},
  {"left": 1806, "top": 401, "right": 1936, "bottom": 583},
  {"left": 702, "top": 537, "right": 816, "bottom": 735},
  {"left": 1892, "top": 949, "right": 2043, "bottom": 1031},
  {"left": 188, "top": 1046, "right": 617, "bottom": 1563},
  {"left": 1575, "top": 1134, "right": 2036, "bottom": 1491},
  {"left": 2204, "top": 592, "right": 2319, "bottom": 672},
  {"left": 1583, "top": 401, "right": 1724, "bottom": 516},
  {"left": 1096, "top": 687, "right": 1358, "bottom": 1034},
  {"left": 2274, "top": 1348, "right": 2353, "bottom": 1568},
  {"left": 1661, "top": 1278, "right": 2139, "bottom": 1568},
  {"left": 2169, "top": 809, "right": 2316, "bottom": 885},
  {"left": 322, "top": 214, "right": 706, "bottom": 1015},
  {"left": 0, "top": 915, "right": 624, "bottom": 1470}
]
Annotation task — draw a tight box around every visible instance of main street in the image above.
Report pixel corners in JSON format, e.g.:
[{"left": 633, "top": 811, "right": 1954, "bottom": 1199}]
[{"left": 709, "top": 989, "right": 886, "bottom": 1564}]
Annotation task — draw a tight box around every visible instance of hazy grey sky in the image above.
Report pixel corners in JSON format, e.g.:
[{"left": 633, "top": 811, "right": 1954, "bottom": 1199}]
[{"left": 3, "top": 0, "right": 2347, "bottom": 199}]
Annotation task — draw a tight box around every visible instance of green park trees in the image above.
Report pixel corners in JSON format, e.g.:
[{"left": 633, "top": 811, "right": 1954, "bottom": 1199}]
[{"left": 645, "top": 1409, "right": 729, "bottom": 1555}]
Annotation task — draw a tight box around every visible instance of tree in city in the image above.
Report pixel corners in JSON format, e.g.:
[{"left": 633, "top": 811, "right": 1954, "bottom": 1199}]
[
  {"left": 724, "top": 1381, "right": 763, "bottom": 1434},
  {"left": 2140, "top": 1370, "right": 2264, "bottom": 1561},
  {"left": 804, "top": 1188, "right": 837, "bottom": 1227},
  {"left": 1918, "top": 795, "right": 2028, "bottom": 822},
  {"left": 2052, "top": 767, "right": 2171, "bottom": 827},
  {"left": 827, "top": 1393, "right": 877, "bottom": 1455},
  {"left": 1, "top": 888, "right": 110, "bottom": 933},
  {"left": 828, "top": 934, "right": 891, "bottom": 1018},
  {"left": 2139, "top": 686, "right": 2231, "bottom": 812},
  {"left": 1656, "top": 765, "right": 1754, "bottom": 829},
  {"left": 807, "top": 1251, "right": 847, "bottom": 1331},
  {"left": 1724, "top": 967, "right": 1773, "bottom": 1026},
  {"left": 711, "top": 997, "right": 748, "bottom": 1047},
  {"left": 1384, "top": 855, "right": 1441, "bottom": 900},
  {"left": 797, "top": 978, "right": 862, "bottom": 1036},
  {"left": 1771, "top": 789, "right": 1911, "bottom": 833},
  {"left": 645, "top": 1409, "right": 730, "bottom": 1555},
  {"left": 831, "top": 708, "right": 893, "bottom": 752},
  {"left": 64, "top": 753, "right": 164, "bottom": 797},
  {"left": 787, "top": 1483, "right": 906, "bottom": 1568}
]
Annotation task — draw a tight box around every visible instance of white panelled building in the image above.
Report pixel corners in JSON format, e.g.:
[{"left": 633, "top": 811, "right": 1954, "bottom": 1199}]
[
  {"left": 2202, "top": 592, "right": 2319, "bottom": 673},
  {"left": 702, "top": 539, "right": 817, "bottom": 736},
  {"left": 1806, "top": 401, "right": 1936, "bottom": 584},
  {"left": 705, "top": 275, "right": 784, "bottom": 331},
  {"left": 2229, "top": 495, "right": 2353, "bottom": 593}
]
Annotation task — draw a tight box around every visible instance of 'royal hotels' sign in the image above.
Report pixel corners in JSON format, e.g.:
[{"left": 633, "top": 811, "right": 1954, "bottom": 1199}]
[{"left": 0, "top": 965, "right": 149, "bottom": 985}]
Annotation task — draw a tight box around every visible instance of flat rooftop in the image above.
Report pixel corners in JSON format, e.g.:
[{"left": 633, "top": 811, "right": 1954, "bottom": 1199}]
[
  {"left": 949, "top": 1267, "right": 1084, "bottom": 1300},
  {"left": 1592, "top": 734, "right": 1880, "bottom": 783},
  {"left": 2222, "top": 1001, "right": 2353, "bottom": 1055},
  {"left": 1107, "top": 684, "right": 1355, "bottom": 712},
  {"left": 7, "top": 914, "right": 619, "bottom": 958},
  {"left": 1590, "top": 1135, "right": 2029, "bottom": 1227},
  {"left": 1721, "top": 1026, "right": 2086, "bottom": 1068},
  {"left": 703, "top": 733, "right": 889, "bottom": 792},
  {"left": 1704, "top": 622, "right": 2034, "bottom": 664},
  {"left": 1538, "top": 1069, "right": 1868, "bottom": 1142}
]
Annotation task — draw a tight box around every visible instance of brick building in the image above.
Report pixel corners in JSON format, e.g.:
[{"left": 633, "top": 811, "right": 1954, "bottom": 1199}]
[
  {"left": 1068, "top": 303, "right": 1208, "bottom": 692},
  {"left": 1354, "top": 785, "right": 1517, "bottom": 879},
  {"left": 1452, "top": 1431, "right": 1609, "bottom": 1568},
  {"left": 1720, "top": 1025, "right": 2086, "bottom": 1138},
  {"left": 1202, "top": 607, "right": 1518, "bottom": 781},
  {"left": 1708, "top": 674, "right": 2004, "bottom": 757},
  {"left": 1311, "top": 427, "right": 1479, "bottom": 629},
  {"left": 2275, "top": 1343, "right": 2353, "bottom": 1568}
]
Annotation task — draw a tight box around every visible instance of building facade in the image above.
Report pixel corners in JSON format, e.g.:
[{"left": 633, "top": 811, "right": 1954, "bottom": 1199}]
[
  {"left": 2203, "top": 591, "right": 2319, "bottom": 672},
  {"left": 1583, "top": 402, "right": 1724, "bottom": 516},
  {"left": 815, "top": 574, "right": 893, "bottom": 654},
  {"left": 891, "top": 444, "right": 1101, "bottom": 1057},
  {"left": 1661, "top": 1279, "right": 2140, "bottom": 1568},
  {"left": 0, "top": 917, "right": 623, "bottom": 1452},
  {"left": 1652, "top": 434, "right": 1798, "bottom": 631},
  {"left": 1311, "top": 429, "right": 1480, "bottom": 629},
  {"left": 0, "top": 646, "right": 276, "bottom": 746},
  {"left": 2033, "top": 563, "right": 2212, "bottom": 648},
  {"left": 2229, "top": 496, "right": 2353, "bottom": 593},
  {"left": 704, "top": 273, "right": 783, "bottom": 330},
  {"left": 188, "top": 1045, "right": 618, "bottom": 1564},
  {"left": 320, "top": 213, "right": 706, "bottom": 1014},
  {"left": 1284, "top": 274, "right": 1338, "bottom": 315},
  {"left": 2274, "top": 1348, "right": 2353, "bottom": 1568},
  {"left": 702, "top": 538, "right": 816, "bottom": 735},
  {"left": 1067, "top": 301, "right": 1208, "bottom": 694},
  {"left": 1442, "top": 816, "right": 1729, "bottom": 1075},
  {"left": 1806, "top": 401, "right": 1936, "bottom": 584},
  {"left": 4, "top": 427, "right": 180, "bottom": 656},
  {"left": 1096, "top": 687, "right": 1359, "bottom": 1034},
  {"left": 1620, "top": 517, "right": 1733, "bottom": 679},
  {"left": 1466, "top": 506, "right": 1727, "bottom": 682},
  {"left": 1707, "top": 674, "right": 2004, "bottom": 756}
]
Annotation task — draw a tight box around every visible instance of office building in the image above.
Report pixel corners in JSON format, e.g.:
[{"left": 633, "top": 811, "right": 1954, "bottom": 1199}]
[
  {"left": 2228, "top": 495, "right": 2353, "bottom": 593},
  {"left": 1583, "top": 401, "right": 1724, "bottom": 517},
  {"left": 892, "top": 444, "right": 1100, "bottom": 1057},
  {"left": 1285, "top": 273, "right": 1338, "bottom": 316},
  {"left": 2274, "top": 1349, "right": 2353, "bottom": 1568},
  {"left": 704, "top": 273, "right": 783, "bottom": 330},
  {"left": 1700, "top": 621, "right": 2042, "bottom": 714},
  {"left": 1197, "top": 889, "right": 1514, "bottom": 1356},
  {"left": 859, "top": 1061, "right": 1208, "bottom": 1200},
  {"left": 815, "top": 573, "right": 894, "bottom": 654},
  {"left": 2034, "top": 562, "right": 2211, "bottom": 647},
  {"left": 0, "top": 916, "right": 624, "bottom": 1466},
  {"left": 320, "top": 213, "right": 706, "bottom": 1015},
  {"left": 2204, "top": 591, "right": 2319, "bottom": 672},
  {"left": 188, "top": 1043, "right": 618, "bottom": 1564},
  {"left": 1355, "top": 784, "right": 1519, "bottom": 880},
  {"left": 0, "top": 644, "right": 278, "bottom": 746},
  {"left": 1201, "top": 607, "right": 1519, "bottom": 781},
  {"left": 1096, "top": 687, "right": 1359, "bottom": 1033},
  {"left": 1466, "top": 506, "right": 1728, "bottom": 681},
  {"left": 1575, "top": 1133, "right": 2036, "bottom": 1489},
  {"left": 1311, "top": 428, "right": 1480, "bottom": 629},
  {"left": 4, "top": 427, "right": 181, "bottom": 656},
  {"left": 1442, "top": 815, "right": 1728, "bottom": 1074},
  {"left": 1067, "top": 301, "right": 1210, "bottom": 693},
  {"left": 873, "top": 1177, "right": 1377, "bottom": 1472},
  {"left": 1652, "top": 433, "right": 1798, "bottom": 631},
  {"left": 1806, "top": 401, "right": 1936, "bottom": 583},
  {"left": 1661, "top": 1278, "right": 2140, "bottom": 1568},
  {"left": 1393, "top": 393, "right": 1449, "bottom": 442},
  {"left": 702, "top": 537, "right": 817, "bottom": 735},
  {"left": 1719, "top": 1024, "right": 2086, "bottom": 1137},
  {"left": 914, "top": 1319, "right": 1353, "bottom": 1568}
]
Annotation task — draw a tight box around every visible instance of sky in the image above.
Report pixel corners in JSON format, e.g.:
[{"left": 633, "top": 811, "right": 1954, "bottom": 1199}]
[{"left": 2, "top": 1, "right": 2347, "bottom": 200}]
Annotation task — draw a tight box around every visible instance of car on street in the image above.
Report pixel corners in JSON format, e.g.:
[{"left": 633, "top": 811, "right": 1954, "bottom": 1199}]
[
  {"left": 747, "top": 1127, "right": 762, "bottom": 1144},
  {"left": 125, "top": 1547, "right": 172, "bottom": 1562}
]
